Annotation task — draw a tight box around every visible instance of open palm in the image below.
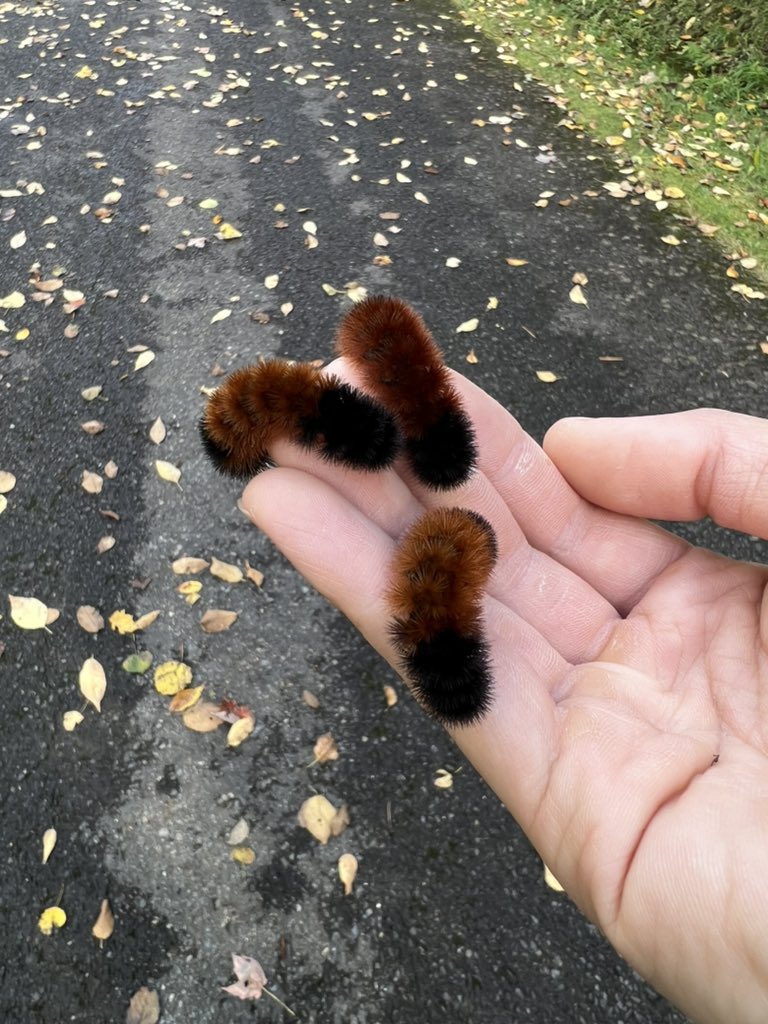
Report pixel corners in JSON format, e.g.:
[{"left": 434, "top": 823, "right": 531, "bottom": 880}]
[{"left": 241, "top": 365, "right": 768, "bottom": 1024}]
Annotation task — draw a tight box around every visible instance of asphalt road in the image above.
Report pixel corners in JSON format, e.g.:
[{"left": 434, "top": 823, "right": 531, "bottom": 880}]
[{"left": 1, "top": 0, "right": 766, "bottom": 1022}]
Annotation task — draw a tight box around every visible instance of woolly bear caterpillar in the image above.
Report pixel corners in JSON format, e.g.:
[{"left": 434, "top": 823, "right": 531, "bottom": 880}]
[
  {"left": 387, "top": 507, "right": 497, "bottom": 726},
  {"left": 335, "top": 296, "right": 478, "bottom": 490},
  {"left": 200, "top": 359, "right": 400, "bottom": 479}
]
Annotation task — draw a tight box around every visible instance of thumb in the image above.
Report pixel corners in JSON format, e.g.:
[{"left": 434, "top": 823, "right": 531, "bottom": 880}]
[{"left": 543, "top": 408, "right": 768, "bottom": 538}]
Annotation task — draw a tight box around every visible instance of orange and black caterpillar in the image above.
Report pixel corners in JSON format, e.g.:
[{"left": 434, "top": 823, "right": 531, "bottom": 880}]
[
  {"left": 387, "top": 507, "right": 497, "bottom": 726},
  {"left": 200, "top": 359, "right": 400, "bottom": 478},
  {"left": 336, "top": 296, "right": 478, "bottom": 490}
]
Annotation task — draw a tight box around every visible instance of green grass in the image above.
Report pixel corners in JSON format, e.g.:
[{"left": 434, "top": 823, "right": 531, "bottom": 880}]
[{"left": 451, "top": 0, "right": 768, "bottom": 289}]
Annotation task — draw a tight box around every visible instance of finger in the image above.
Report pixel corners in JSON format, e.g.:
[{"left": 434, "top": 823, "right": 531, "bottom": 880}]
[
  {"left": 450, "top": 372, "right": 689, "bottom": 613},
  {"left": 544, "top": 409, "right": 768, "bottom": 539}
]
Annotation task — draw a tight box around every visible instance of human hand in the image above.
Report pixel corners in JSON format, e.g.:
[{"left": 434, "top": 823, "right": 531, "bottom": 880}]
[{"left": 241, "top": 365, "right": 768, "bottom": 1024}]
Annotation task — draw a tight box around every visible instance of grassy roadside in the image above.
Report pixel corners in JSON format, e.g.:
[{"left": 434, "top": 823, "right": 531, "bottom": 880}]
[{"left": 450, "top": 0, "right": 768, "bottom": 294}]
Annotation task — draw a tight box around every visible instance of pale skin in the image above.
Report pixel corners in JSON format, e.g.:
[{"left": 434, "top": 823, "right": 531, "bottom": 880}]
[{"left": 241, "top": 361, "right": 768, "bottom": 1024}]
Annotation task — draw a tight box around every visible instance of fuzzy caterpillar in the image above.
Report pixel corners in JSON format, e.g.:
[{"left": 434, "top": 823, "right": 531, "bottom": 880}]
[
  {"left": 200, "top": 359, "right": 400, "bottom": 479},
  {"left": 387, "top": 507, "right": 497, "bottom": 726},
  {"left": 336, "top": 296, "right": 478, "bottom": 490}
]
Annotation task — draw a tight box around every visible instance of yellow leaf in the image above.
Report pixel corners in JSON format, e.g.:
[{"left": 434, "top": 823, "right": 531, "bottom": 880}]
[
  {"left": 210, "top": 557, "right": 243, "bottom": 583},
  {"left": 0, "top": 472, "right": 16, "bottom": 494},
  {"left": 466, "top": 349, "right": 478, "bottom": 364},
  {"left": 413, "top": 191, "right": 429, "bottom": 204},
  {"left": 456, "top": 318, "right": 479, "bottom": 333},
  {"left": 10, "top": 230, "right": 26, "bottom": 249},
  {"left": 210, "top": 309, "right": 231, "bottom": 323},
  {"left": 338, "top": 852, "right": 358, "bottom": 895},
  {"left": 661, "top": 234, "right": 681, "bottom": 246},
  {"left": 227, "top": 715, "right": 255, "bottom": 747},
  {"left": 244, "top": 560, "right": 264, "bottom": 586},
  {"left": 79, "top": 656, "right": 107, "bottom": 711},
  {"left": 154, "top": 660, "right": 193, "bottom": 696},
  {"left": 434, "top": 768, "right": 453, "bottom": 789},
  {"left": 536, "top": 370, "right": 560, "bottom": 383},
  {"left": 177, "top": 579, "right": 202, "bottom": 596},
  {"left": 0, "top": 292, "right": 25, "bottom": 309},
  {"left": 199, "top": 608, "right": 238, "bottom": 633},
  {"left": 155, "top": 460, "right": 181, "bottom": 485},
  {"left": 569, "top": 284, "right": 588, "bottom": 305},
  {"left": 231, "top": 845, "right": 255, "bottom": 865},
  {"left": 75, "top": 64, "right": 95, "bottom": 78},
  {"left": 605, "top": 135, "right": 624, "bottom": 147},
  {"left": 505, "top": 258, "right": 528, "bottom": 267},
  {"left": 321, "top": 283, "right": 340, "bottom": 296},
  {"left": 383, "top": 684, "right": 398, "bottom": 707},
  {"left": 9, "top": 594, "right": 49, "bottom": 630},
  {"left": 663, "top": 186, "right": 685, "bottom": 199},
  {"left": 312, "top": 732, "right": 339, "bottom": 764},
  {"left": 62, "top": 710, "right": 84, "bottom": 731},
  {"left": 92, "top": 899, "right": 114, "bottom": 941},
  {"left": 544, "top": 863, "right": 564, "bottom": 891},
  {"left": 38, "top": 906, "right": 67, "bottom": 935},
  {"left": 42, "top": 828, "right": 57, "bottom": 865},
  {"left": 149, "top": 417, "right": 166, "bottom": 444},
  {"left": 134, "top": 350, "right": 155, "bottom": 371},
  {"left": 297, "top": 794, "right": 338, "bottom": 844},
  {"left": 0, "top": 495, "right": 6, "bottom": 515},
  {"left": 217, "top": 222, "right": 242, "bottom": 240},
  {"left": 199, "top": 198, "right": 218, "bottom": 209},
  {"left": 81, "top": 385, "right": 102, "bottom": 401},
  {"left": 168, "top": 685, "right": 204, "bottom": 713}
]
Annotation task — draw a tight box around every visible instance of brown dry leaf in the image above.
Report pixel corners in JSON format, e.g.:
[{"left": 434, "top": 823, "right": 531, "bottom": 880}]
[
  {"left": 79, "top": 656, "right": 107, "bottom": 711},
  {"left": 383, "top": 684, "right": 398, "bottom": 707},
  {"left": 465, "top": 349, "right": 478, "bottom": 364},
  {"left": 168, "top": 685, "right": 204, "bottom": 713},
  {"left": 302, "top": 689, "right": 320, "bottom": 709},
  {"left": 200, "top": 609, "right": 238, "bottom": 633},
  {"left": 0, "top": 471, "right": 16, "bottom": 493},
  {"left": 149, "top": 417, "right": 166, "bottom": 444},
  {"left": 298, "top": 794, "right": 341, "bottom": 844},
  {"left": 81, "top": 420, "right": 105, "bottom": 435},
  {"left": 227, "top": 715, "right": 255, "bottom": 747},
  {"left": 126, "top": 986, "right": 160, "bottom": 1024},
  {"left": 46, "top": 607, "right": 60, "bottom": 626},
  {"left": 210, "top": 557, "right": 244, "bottom": 584},
  {"left": 244, "top": 560, "right": 264, "bottom": 587},
  {"left": 96, "top": 536, "right": 115, "bottom": 554},
  {"left": 172, "top": 556, "right": 209, "bottom": 574},
  {"left": 312, "top": 733, "right": 339, "bottom": 764},
  {"left": 42, "top": 828, "right": 57, "bottom": 865},
  {"left": 77, "top": 605, "right": 104, "bottom": 633},
  {"left": 182, "top": 700, "right": 224, "bottom": 732},
  {"left": 82, "top": 470, "right": 104, "bottom": 494},
  {"left": 338, "top": 853, "right": 358, "bottom": 895},
  {"left": 134, "top": 609, "right": 161, "bottom": 631},
  {"left": 92, "top": 899, "right": 114, "bottom": 942}
]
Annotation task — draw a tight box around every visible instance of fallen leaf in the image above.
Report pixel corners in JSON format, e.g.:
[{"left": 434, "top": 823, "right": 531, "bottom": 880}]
[
  {"left": 81, "top": 470, "right": 104, "bottom": 494},
  {"left": 92, "top": 899, "right": 114, "bottom": 942},
  {"left": 96, "top": 536, "right": 116, "bottom": 554},
  {"left": 134, "top": 350, "right": 155, "bottom": 372},
  {"left": 297, "top": 794, "right": 348, "bottom": 844},
  {"left": 0, "top": 292, "right": 25, "bottom": 309},
  {"left": 10, "top": 230, "right": 26, "bottom": 249},
  {"left": 244, "top": 560, "right": 264, "bottom": 587},
  {"left": 661, "top": 234, "right": 681, "bottom": 246},
  {"left": 38, "top": 906, "right": 66, "bottom": 935},
  {"left": 172, "top": 556, "right": 209, "bottom": 574},
  {"left": 81, "top": 420, "right": 105, "bottom": 435},
  {"left": 155, "top": 460, "right": 181, "bottom": 486},
  {"left": 81, "top": 385, "right": 103, "bottom": 401},
  {"left": 302, "top": 689, "right": 320, "bottom": 709},
  {"left": 0, "top": 471, "right": 16, "bottom": 493},
  {"left": 264, "top": 274, "right": 279, "bottom": 289},
  {"left": 211, "top": 309, "right": 231, "bottom": 323},
  {"left": 413, "top": 191, "right": 429, "bottom": 205},
  {"left": 42, "top": 828, "right": 57, "bottom": 865},
  {"left": 122, "top": 651, "right": 153, "bottom": 674},
  {"left": 338, "top": 852, "right": 358, "bottom": 895},
  {"left": 311, "top": 733, "right": 339, "bottom": 764},
  {"left": 456, "top": 318, "right": 479, "bottom": 333},
  {"left": 536, "top": 370, "right": 561, "bottom": 383},
  {"left": 154, "top": 660, "right": 192, "bottom": 696},
  {"left": 182, "top": 700, "right": 224, "bottom": 732},
  {"left": 217, "top": 222, "right": 243, "bottom": 240},
  {"left": 466, "top": 349, "right": 478, "bottom": 364},
  {"left": 222, "top": 954, "right": 268, "bottom": 1001},
  {"left": 231, "top": 846, "right": 255, "bottom": 865},
  {"left": 126, "top": 987, "right": 160, "bottom": 1024},
  {"left": 434, "top": 768, "right": 453, "bottom": 789},
  {"left": 149, "top": 417, "right": 166, "bottom": 444},
  {"left": 227, "top": 819, "right": 250, "bottom": 845},
  {"left": 544, "top": 863, "right": 564, "bottom": 891},
  {"left": 76, "top": 605, "right": 104, "bottom": 633},
  {"left": 80, "top": 656, "right": 107, "bottom": 711},
  {"left": 210, "top": 557, "right": 244, "bottom": 584},
  {"left": 109, "top": 608, "right": 159, "bottom": 634},
  {"left": 383, "top": 684, "right": 398, "bottom": 707},
  {"left": 168, "top": 685, "right": 204, "bottom": 713},
  {"left": 200, "top": 609, "right": 238, "bottom": 633},
  {"left": 506, "top": 258, "right": 528, "bottom": 267},
  {"left": 227, "top": 715, "right": 255, "bottom": 747},
  {"left": 569, "top": 284, "right": 588, "bottom": 305},
  {"left": 62, "top": 710, "right": 84, "bottom": 731},
  {"left": 9, "top": 594, "right": 50, "bottom": 630}
]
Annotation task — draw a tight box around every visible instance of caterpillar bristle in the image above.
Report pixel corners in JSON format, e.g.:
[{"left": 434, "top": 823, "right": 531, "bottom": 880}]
[
  {"left": 200, "top": 359, "right": 400, "bottom": 478},
  {"left": 387, "top": 507, "right": 497, "bottom": 726},
  {"left": 336, "top": 296, "right": 477, "bottom": 489}
]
